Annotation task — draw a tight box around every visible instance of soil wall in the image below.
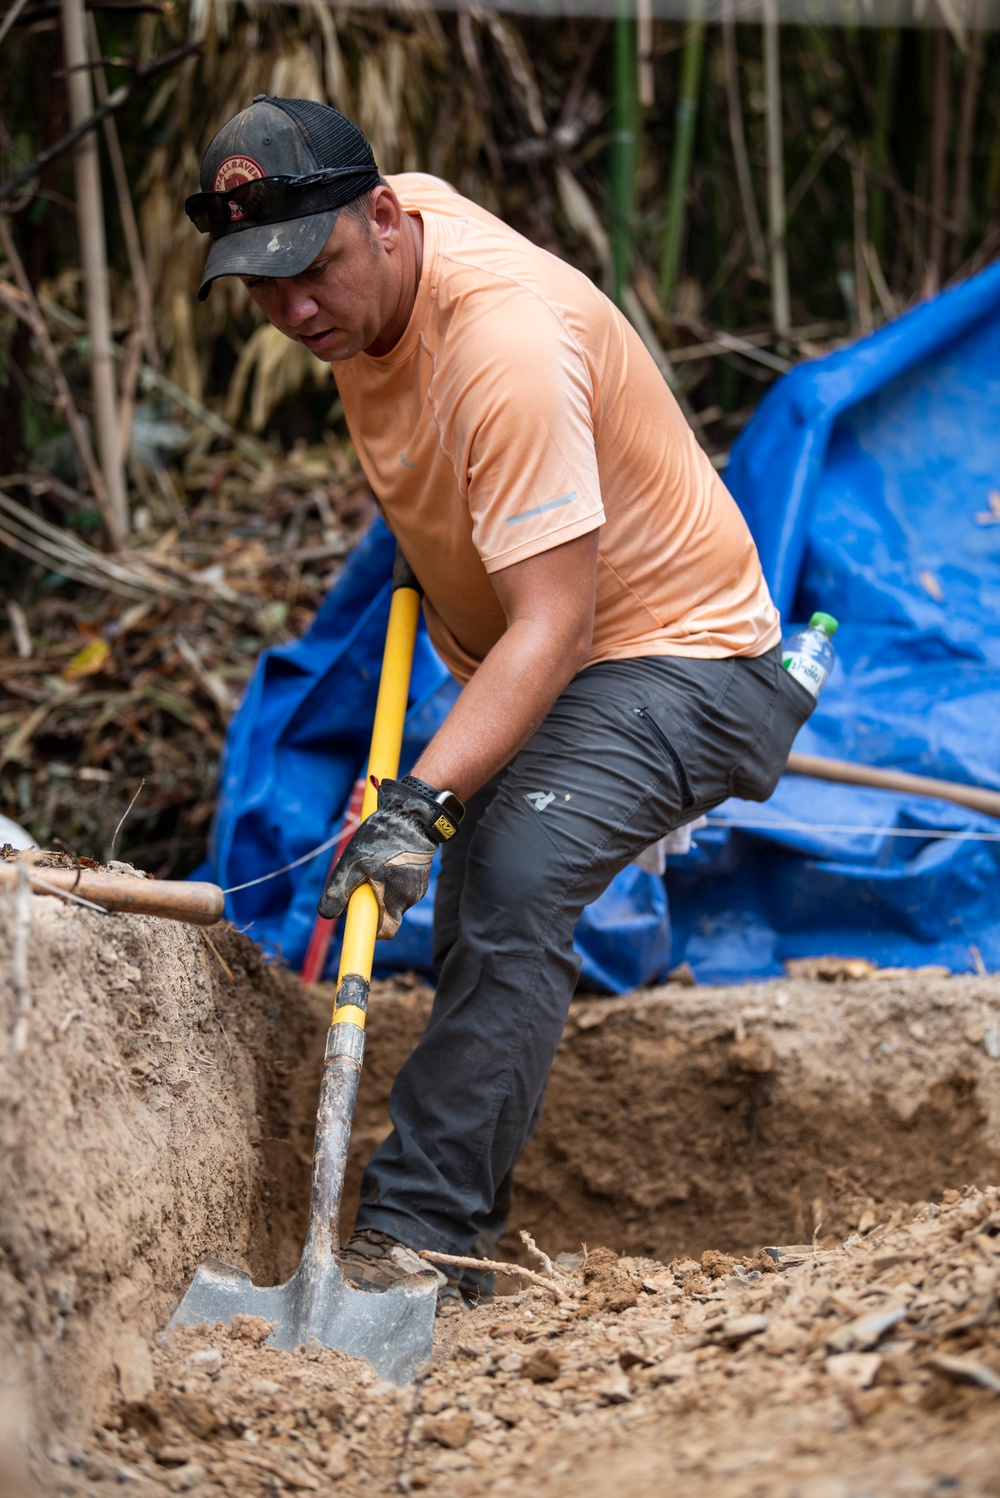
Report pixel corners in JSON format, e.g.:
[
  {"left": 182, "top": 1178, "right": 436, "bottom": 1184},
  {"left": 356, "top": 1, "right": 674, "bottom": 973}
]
[{"left": 0, "top": 892, "right": 314, "bottom": 1488}]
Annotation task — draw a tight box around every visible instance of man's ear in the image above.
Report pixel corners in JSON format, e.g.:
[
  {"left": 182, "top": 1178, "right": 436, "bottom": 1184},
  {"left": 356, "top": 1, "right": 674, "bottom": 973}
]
[{"left": 372, "top": 186, "right": 403, "bottom": 252}]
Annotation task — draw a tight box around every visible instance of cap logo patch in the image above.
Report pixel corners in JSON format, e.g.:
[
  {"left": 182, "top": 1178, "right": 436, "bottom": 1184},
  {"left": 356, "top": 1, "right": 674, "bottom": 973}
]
[{"left": 213, "top": 154, "right": 265, "bottom": 222}]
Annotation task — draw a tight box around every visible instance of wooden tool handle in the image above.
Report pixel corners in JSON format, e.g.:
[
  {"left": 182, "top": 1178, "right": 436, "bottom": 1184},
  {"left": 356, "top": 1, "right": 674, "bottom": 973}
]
[
  {"left": 785, "top": 752, "right": 1000, "bottom": 821},
  {"left": 0, "top": 862, "right": 225, "bottom": 924}
]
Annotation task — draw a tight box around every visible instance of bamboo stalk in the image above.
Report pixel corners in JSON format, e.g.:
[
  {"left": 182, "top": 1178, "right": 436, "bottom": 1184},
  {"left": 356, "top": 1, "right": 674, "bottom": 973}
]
[
  {"left": 949, "top": 7, "right": 983, "bottom": 275},
  {"left": 869, "top": 28, "right": 898, "bottom": 260},
  {"left": 59, "top": 0, "right": 128, "bottom": 543},
  {"left": 87, "top": 13, "right": 162, "bottom": 473},
  {"left": 611, "top": 0, "right": 639, "bottom": 308},
  {"left": 87, "top": 20, "right": 161, "bottom": 371},
  {"left": 637, "top": 0, "right": 653, "bottom": 108},
  {"left": 659, "top": 0, "right": 705, "bottom": 308},
  {"left": 704, "top": 43, "right": 735, "bottom": 412},
  {"left": 762, "top": 0, "right": 789, "bottom": 335},
  {"left": 926, "top": 23, "right": 950, "bottom": 295},
  {"left": 851, "top": 166, "right": 873, "bottom": 333},
  {"left": 722, "top": 0, "right": 765, "bottom": 275}
]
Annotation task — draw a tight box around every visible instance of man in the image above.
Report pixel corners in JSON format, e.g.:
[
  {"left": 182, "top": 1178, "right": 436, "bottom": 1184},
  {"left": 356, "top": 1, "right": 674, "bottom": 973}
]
[{"left": 188, "top": 96, "right": 812, "bottom": 1301}]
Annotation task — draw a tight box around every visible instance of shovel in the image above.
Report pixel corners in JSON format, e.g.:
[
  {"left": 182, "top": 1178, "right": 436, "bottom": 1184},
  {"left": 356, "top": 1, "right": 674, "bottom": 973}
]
[{"left": 169, "top": 554, "right": 436, "bottom": 1385}]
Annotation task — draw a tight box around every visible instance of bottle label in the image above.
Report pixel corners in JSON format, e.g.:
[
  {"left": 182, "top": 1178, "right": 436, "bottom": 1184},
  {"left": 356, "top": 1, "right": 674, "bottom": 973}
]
[{"left": 782, "top": 654, "right": 828, "bottom": 697}]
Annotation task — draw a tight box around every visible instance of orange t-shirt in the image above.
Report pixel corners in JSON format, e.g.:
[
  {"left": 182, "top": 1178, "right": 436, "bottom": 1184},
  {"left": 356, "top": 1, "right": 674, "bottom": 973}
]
[{"left": 333, "top": 173, "right": 780, "bottom": 685}]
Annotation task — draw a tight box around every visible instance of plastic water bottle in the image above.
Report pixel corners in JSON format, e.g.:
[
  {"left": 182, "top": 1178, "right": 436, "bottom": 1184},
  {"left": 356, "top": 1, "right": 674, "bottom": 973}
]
[{"left": 781, "top": 611, "right": 839, "bottom": 697}]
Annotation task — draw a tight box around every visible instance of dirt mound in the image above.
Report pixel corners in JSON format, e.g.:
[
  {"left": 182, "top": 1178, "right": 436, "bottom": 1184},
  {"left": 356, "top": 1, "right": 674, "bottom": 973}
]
[
  {"left": 46, "top": 1191, "right": 1000, "bottom": 1497},
  {"left": 2, "top": 878, "right": 999, "bottom": 1495}
]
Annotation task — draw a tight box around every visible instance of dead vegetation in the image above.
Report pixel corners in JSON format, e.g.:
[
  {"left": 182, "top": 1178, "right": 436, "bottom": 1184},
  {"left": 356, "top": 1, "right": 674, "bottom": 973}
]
[
  {"left": 0, "top": 453, "right": 373, "bottom": 871},
  {"left": 3, "top": 3, "right": 1000, "bottom": 873}
]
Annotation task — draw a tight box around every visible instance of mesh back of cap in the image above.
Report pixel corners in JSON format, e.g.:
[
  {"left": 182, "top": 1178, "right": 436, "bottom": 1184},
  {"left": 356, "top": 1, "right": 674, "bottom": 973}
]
[{"left": 269, "top": 98, "right": 378, "bottom": 175}]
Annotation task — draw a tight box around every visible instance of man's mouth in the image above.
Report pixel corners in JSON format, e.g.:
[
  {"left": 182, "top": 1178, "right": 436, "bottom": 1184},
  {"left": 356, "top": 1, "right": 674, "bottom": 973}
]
[{"left": 299, "top": 327, "right": 339, "bottom": 350}]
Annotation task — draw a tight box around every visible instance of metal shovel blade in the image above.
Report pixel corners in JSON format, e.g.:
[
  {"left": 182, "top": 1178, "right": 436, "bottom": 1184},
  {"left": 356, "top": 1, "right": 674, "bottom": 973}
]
[
  {"left": 167, "top": 1023, "right": 437, "bottom": 1386},
  {"left": 168, "top": 1246, "right": 437, "bottom": 1386}
]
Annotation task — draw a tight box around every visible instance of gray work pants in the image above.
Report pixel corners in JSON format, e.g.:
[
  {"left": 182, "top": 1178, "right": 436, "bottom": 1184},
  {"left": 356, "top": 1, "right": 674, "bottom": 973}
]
[{"left": 355, "top": 645, "right": 813, "bottom": 1261}]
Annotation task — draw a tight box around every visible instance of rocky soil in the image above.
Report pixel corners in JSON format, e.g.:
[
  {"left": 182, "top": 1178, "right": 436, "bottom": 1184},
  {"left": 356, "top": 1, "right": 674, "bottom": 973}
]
[{"left": 1, "top": 873, "right": 998, "bottom": 1497}]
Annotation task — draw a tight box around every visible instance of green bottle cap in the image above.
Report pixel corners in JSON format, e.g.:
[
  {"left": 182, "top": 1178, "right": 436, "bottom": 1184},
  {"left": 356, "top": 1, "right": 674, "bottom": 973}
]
[{"left": 809, "top": 611, "right": 839, "bottom": 636}]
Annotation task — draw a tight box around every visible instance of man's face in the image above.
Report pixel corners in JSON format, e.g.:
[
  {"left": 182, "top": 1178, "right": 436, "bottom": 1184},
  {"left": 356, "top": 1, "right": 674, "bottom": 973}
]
[{"left": 240, "top": 206, "right": 390, "bottom": 362}]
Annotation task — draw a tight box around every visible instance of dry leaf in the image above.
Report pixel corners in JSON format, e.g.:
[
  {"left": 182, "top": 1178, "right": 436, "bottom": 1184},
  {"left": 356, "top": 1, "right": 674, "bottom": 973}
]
[{"left": 62, "top": 639, "right": 111, "bottom": 681}]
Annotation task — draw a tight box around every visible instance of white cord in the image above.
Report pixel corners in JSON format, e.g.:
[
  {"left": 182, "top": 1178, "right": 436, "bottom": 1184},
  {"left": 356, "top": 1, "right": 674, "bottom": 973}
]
[
  {"left": 217, "top": 808, "right": 998, "bottom": 903},
  {"left": 705, "top": 817, "right": 1000, "bottom": 843},
  {"left": 221, "top": 813, "right": 362, "bottom": 894}
]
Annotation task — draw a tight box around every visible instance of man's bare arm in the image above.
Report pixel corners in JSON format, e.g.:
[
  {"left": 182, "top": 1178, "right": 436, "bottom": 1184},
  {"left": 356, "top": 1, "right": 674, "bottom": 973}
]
[{"left": 409, "top": 529, "right": 600, "bottom": 801}]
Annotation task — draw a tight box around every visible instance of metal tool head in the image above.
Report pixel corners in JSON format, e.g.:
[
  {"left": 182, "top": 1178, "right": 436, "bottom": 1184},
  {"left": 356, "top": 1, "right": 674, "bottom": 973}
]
[
  {"left": 168, "top": 1027, "right": 437, "bottom": 1387},
  {"left": 168, "top": 1244, "right": 437, "bottom": 1386}
]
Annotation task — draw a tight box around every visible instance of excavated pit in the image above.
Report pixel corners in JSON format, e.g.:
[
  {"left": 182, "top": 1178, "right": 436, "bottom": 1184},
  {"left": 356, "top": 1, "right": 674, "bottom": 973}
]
[{"left": 1, "top": 886, "right": 999, "bottom": 1494}]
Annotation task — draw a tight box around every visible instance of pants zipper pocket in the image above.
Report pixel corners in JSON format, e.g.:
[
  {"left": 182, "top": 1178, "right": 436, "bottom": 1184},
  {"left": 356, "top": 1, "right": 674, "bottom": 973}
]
[{"left": 635, "top": 707, "right": 694, "bottom": 808}]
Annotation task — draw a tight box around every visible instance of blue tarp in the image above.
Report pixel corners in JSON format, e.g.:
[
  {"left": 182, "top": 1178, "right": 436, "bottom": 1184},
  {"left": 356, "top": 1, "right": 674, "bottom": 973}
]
[
  {"left": 674, "top": 262, "right": 1000, "bottom": 979},
  {"left": 205, "top": 263, "right": 1000, "bottom": 986}
]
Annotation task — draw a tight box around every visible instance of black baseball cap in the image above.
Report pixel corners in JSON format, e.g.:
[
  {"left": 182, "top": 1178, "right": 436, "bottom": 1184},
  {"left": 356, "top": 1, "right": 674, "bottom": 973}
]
[{"left": 189, "top": 97, "right": 381, "bottom": 300}]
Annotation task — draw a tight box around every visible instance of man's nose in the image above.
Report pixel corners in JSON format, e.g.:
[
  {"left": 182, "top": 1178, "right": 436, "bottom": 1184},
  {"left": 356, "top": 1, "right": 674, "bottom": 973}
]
[{"left": 276, "top": 282, "right": 319, "bottom": 327}]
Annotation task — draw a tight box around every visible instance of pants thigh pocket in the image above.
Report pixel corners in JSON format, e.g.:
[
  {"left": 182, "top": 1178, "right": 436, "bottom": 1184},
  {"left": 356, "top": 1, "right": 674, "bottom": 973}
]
[
  {"left": 727, "top": 660, "right": 816, "bottom": 802},
  {"left": 633, "top": 706, "right": 695, "bottom": 809}
]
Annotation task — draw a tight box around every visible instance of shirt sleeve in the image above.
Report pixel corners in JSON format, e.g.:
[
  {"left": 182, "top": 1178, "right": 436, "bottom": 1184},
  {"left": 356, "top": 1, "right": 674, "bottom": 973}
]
[{"left": 448, "top": 289, "right": 606, "bottom": 573}]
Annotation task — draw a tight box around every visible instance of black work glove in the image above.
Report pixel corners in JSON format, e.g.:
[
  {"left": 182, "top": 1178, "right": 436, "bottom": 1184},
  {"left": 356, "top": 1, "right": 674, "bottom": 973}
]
[{"left": 318, "top": 775, "right": 464, "bottom": 939}]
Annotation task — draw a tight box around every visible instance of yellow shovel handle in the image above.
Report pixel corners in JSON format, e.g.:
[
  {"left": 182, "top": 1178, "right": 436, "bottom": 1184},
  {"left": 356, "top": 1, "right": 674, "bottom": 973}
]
[{"left": 331, "top": 580, "right": 421, "bottom": 1028}]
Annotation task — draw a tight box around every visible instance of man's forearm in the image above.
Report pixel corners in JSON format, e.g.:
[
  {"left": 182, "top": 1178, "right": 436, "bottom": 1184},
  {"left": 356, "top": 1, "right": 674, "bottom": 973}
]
[{"left": 410, "top": 618, "right": 590, "bottom": 801}]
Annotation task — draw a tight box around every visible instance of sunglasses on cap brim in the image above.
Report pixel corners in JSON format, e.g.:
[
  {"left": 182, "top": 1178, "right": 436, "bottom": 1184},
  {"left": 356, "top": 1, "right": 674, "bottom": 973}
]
[{"left": 185, "top": 166, "right": 379, "bottom": 238}]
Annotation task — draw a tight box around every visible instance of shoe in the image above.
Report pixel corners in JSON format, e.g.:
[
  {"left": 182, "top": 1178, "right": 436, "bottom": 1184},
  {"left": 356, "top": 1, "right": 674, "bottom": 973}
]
[{"left": 339, "top": 1228, "right": 446, "bottom": 1294}]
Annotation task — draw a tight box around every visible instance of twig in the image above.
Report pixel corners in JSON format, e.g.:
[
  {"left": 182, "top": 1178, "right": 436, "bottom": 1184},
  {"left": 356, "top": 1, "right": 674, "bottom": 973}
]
[
  {"left": 174, "top": 632, "right": 236, "bottom": 721},
  {"left": 762, "top": 0, "right": 790, "bottom": 334},
  {"left": 709, "top": 329, "right": 791, "bottom": 373},
  {"left": 0, "top": 0, "right": 30, "bottom": 48},
  {"left": 6, "top": 598, "right": 31, "bottom": 659},
  {"left": 214, "top": 1011, "right": 234, "bottom": 1074},
  {"left": 110, "top": 778, "right": 145, "bottom": 859},
  {"left": 863, "top": 240, "right": 897, "bottom": 322},
  {"left": 519, "top": 1229, "right": 570, "bottom": 1281},
  {"left": 949, "top": 6, "right": 983, "bottom": 274},
  {"left": 11, "top": 857, "right": 32, "bottom": 1057},
  {"left": 201, "top": 927, "right": 234, "bottom": 981},
  {"left": 418, "top": 1249, "right": 570, "bottom": 1300},
  {"left": 926, "top": 25, "right": 950, "bottom": 295}
]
